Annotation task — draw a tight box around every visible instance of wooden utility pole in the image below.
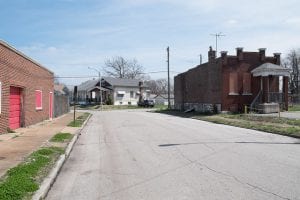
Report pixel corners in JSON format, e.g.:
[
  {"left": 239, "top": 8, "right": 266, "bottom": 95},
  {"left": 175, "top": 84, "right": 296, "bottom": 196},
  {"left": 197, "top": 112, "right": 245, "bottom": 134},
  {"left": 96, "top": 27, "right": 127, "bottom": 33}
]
[
  {"left": 73, "top": 86, "right": 78, "bottom": 124},
  {"left": 167, "top": 46, "right": 171, "bottom": 109}
]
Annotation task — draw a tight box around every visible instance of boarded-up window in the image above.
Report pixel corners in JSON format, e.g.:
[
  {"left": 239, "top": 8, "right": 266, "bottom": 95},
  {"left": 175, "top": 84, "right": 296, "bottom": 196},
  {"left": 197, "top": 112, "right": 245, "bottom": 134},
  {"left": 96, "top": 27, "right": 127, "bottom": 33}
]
[
  {"left": 243, "top": 73, "right": 251, "bottom": 94},
  {"left": 35, "top": 90, "right": 42, "bottom": 110},
  {"left": 229, "top": 72, "right": 238, "bottom": 95}
]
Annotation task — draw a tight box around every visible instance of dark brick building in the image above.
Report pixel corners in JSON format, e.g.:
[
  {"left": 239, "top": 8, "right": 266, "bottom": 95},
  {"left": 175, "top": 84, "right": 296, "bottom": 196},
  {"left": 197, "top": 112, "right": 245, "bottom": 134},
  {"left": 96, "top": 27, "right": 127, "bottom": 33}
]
[
  {"left": 0, "top": 40, "right": 54, "bottom": 133},
  {"left": 174, "top": 47, "right": 290, "bottom": 113}
]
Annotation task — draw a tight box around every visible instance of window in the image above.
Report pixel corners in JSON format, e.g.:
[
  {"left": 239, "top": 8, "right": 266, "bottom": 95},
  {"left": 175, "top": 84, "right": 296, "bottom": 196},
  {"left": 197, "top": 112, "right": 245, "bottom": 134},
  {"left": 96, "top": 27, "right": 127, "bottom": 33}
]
[
  {"left": 243, "top": 73, "right": 252, "bottom": 95},
  {"left": 130, "top": 91, "right": 134, "bottom": 98},
  {"left": 117, "top": 91, "right": 125, "bottom": 98},
  {"left": 0, "top": 82, "right": 1, "bottom": 114},
  {"left": 229, "top": 72, "right": 238, "bottom": 95},
  {"left": 35, "top": 90, "right": 42, "bottom": 110}
]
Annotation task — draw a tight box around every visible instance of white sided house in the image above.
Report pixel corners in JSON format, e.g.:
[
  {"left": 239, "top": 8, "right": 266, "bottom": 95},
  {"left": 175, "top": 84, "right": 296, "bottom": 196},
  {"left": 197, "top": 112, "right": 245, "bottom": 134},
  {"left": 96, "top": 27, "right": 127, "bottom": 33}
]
[
  {"left": 72, "top": 77, "right": 149, "bottom": 105},
  {"left": 102, "top": 77, "right": 149, "bottom": 105}
]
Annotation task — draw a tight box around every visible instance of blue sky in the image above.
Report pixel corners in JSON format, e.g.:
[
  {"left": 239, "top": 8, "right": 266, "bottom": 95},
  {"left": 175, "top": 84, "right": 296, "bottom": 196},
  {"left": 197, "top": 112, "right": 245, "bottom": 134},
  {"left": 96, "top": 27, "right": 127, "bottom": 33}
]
[{"left": 1, "top": 0, "right": 300, "bottom": 85}]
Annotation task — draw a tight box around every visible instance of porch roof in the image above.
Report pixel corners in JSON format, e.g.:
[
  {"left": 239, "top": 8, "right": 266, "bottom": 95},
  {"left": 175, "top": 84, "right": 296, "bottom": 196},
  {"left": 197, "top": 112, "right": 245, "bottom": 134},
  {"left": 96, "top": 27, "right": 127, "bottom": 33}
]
[
  {"left": 87, "top": 86, "right": 110, "bottom": 92},
  {"left": 251, "top": 63, "right": 290, "bottom": 77}
]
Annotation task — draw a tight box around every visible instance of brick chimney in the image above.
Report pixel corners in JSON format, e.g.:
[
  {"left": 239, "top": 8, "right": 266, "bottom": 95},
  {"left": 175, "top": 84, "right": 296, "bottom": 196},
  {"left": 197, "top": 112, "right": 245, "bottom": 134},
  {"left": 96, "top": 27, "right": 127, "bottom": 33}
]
[
  {"left": 258, "top": 48, "right": 266, "bottom": 61},
  {"left": 236, "top": 47, "right": 243, "bottom": 61},
  {"left": 208, "top": 46, "right": 216, "bottom": 62},
  {"left": 220, "top": 51, "right": 228, "bottom": 65},
  {"left": 274, "top": 53, "right": 281, "bottom": 65}
]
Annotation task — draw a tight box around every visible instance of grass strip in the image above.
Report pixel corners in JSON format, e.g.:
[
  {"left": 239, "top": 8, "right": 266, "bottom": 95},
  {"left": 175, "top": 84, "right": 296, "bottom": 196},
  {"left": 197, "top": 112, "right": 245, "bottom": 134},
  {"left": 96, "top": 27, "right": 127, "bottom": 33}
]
[
  {"left": 0, "top": 146, "right": 64, "bottom": 200},
  {"left": 289, "top": 105, "right": 300, "bottom": 112},
  {"left": 50, "top": 132, "right": 73, "bottom": 143},
  {"left": 197, "top": 115, "right": 300, "bottom": 138},
  {"left": 68, "top": 112, "right": 91, "bottom": 127},
  {"left": 156, "top": 109, "right": 300, "bottom": 138}
]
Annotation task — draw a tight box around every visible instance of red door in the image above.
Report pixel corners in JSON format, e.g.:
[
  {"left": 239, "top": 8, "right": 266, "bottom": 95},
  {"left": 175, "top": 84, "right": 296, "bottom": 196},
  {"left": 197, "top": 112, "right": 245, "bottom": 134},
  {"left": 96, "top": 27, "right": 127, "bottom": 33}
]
[
  {"left": 9, "top": 87, "right": 21, "bottom": 129},
  {"left": 49, "top": 92, "right": 53, "bottom": 119}
]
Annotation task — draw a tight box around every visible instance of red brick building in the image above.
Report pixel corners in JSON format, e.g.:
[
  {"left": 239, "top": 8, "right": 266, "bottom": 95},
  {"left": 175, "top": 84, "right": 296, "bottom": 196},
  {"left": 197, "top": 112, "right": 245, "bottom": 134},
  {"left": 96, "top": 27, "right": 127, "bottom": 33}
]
[
  {"left": 174, "top": 47, "right": 290, "bottom": 113},
  {"left": 0, "top": 40, "right": 54, "bottom": 133}
]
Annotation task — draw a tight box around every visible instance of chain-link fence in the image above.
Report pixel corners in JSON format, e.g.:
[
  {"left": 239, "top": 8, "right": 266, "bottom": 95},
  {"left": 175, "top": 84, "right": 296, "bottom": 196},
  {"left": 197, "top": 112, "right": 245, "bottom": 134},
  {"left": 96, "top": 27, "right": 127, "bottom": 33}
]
[
  {"left": 289, "top": 94, "right": 300, "bottom": 105},
  {"left": 54, "top": 94, "right": 70, "bottom": 117}
]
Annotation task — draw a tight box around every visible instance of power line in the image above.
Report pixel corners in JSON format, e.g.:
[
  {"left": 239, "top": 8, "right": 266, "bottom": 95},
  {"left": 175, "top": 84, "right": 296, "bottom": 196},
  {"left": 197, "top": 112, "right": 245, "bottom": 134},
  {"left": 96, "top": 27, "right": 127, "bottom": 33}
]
[{"left": 54, "top": 70, "right": 182, "bottom": 79}]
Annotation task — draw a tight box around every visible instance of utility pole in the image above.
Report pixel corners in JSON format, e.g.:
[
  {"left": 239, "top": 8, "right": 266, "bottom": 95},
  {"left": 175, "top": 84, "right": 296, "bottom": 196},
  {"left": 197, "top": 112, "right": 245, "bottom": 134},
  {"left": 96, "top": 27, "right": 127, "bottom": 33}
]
[
  {"left": 199, "top": 54, "right": 202, "bottom": 65},
  {"left": 167, "top": 46, "right": 171, "bottom": 109},
  {"left": 210, "top": 32, "right": 225, "bottom": 54}
]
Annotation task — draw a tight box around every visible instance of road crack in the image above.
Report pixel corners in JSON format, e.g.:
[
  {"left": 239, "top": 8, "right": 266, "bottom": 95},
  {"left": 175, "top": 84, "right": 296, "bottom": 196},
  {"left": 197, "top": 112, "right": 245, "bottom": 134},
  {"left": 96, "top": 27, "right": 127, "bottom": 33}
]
[
  {"left": 195, "top": 161, "right": 291, "bottom": 200},
  {"left": 175, "top": 146, "right": 291, "bottom": 200}
]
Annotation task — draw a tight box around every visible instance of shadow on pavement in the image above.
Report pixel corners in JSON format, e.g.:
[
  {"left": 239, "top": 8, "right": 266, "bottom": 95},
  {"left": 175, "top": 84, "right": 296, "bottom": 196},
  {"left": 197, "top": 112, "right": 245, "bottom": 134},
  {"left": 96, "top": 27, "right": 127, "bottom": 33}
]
[{"left": 158, "top": 141, "right": 300, "bottom": 147}]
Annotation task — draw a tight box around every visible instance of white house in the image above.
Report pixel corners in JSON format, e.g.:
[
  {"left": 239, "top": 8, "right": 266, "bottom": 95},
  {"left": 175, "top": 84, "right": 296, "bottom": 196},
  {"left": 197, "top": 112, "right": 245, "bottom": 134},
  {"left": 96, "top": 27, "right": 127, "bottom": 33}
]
[
  {"left": 102, "top": 77, "right": 149, "bottom": 105},
  {"left": 72, "top": 77, "right": 149, "bottom": 105}
]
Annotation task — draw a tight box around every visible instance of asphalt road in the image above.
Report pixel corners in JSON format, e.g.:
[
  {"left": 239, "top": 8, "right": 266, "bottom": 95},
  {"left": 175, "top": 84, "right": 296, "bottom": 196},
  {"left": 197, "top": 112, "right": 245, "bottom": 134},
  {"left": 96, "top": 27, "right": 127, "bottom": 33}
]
[{"left": 46, "top": 110, "right": 300, "bottom": 200}]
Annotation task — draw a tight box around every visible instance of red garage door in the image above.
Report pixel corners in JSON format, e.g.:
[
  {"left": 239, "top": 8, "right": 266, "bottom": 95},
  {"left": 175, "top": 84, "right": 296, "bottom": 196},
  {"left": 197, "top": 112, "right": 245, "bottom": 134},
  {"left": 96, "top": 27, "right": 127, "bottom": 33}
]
[{"left": 9, "top": 87, "right": 21, "bottom": 130}]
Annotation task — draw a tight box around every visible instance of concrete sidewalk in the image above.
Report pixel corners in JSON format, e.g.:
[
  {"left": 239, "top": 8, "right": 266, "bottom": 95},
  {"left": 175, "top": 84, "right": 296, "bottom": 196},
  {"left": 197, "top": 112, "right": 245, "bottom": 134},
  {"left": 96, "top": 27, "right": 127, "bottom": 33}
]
[
  {"left": 252, "top": 111, "right": 300, "bottom": 119},
  {"left": 0, "top": 112, "right": 82, "bottom": 177}
]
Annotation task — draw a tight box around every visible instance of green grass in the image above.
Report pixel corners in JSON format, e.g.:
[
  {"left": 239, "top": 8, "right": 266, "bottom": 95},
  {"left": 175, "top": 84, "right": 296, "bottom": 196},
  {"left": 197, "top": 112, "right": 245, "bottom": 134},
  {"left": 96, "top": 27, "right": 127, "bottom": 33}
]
[
  {"left": 50, "top": 132, "right": 73, "bottom": 143},
  {"left": 68, "top": 112, "right": 91, "bottom": 127},
  {"left": 0, "top": 146, "right": 64, "bottom": 200},
  {"left": 197, "top": 115, "right": 300, "bottom": 138},
  {"left": 156, "top": 110, "right": 300, "bottom": 138},
  {"left": 289, "top": 104, "right": 300, "bottom": 111},
  {"left": 220, "top": 114, "right": 300, "bottom": 126}
]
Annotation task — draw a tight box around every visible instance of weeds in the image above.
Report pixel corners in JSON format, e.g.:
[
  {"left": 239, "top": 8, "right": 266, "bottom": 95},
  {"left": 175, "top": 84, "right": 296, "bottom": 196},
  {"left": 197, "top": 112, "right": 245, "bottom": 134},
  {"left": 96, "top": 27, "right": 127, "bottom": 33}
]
[
  {"left": 68, "top": 113, "right": 90, "bottom": 127},
  {"left": 50, "top": 133, "right": 73, "bottom": 143},
  {"left": 0, "top": 146, "right": 64, "bottom": 200}
]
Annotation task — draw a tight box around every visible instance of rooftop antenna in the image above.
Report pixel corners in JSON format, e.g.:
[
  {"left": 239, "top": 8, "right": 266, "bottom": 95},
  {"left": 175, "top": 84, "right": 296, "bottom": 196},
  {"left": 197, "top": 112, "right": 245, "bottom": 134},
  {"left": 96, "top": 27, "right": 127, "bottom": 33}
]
[{"left": 210, "top": 32, "right": 225, "bottom": 54}]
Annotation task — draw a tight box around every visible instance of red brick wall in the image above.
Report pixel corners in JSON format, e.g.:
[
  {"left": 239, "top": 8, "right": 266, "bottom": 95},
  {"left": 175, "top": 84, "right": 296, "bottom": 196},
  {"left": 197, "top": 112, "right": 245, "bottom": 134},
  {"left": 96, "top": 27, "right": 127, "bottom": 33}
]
[
  {"left": 174, "top": 49, "right": 281, "bottom": 112},
  {"left": 0, "top": 42, "right": 54, "bottom": 133},
  {"left": 174, "top": 60, "right": 222, "bottom": 108},
  {"left": 222, "top": 52, "right": 278, "bottom": 112}
]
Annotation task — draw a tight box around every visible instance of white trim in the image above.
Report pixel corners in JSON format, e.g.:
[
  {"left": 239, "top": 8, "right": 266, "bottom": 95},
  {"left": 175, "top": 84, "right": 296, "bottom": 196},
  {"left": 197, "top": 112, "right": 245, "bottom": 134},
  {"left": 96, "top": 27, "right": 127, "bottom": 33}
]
[
  {"left": 35, "top": 90, "right": 43, "bottom": 110},
  {"left": 228, "top": 92, "right": 239, "bottom": 96},
  {"left": 117, "top": 91, "right": 126, "bottom": 95}
]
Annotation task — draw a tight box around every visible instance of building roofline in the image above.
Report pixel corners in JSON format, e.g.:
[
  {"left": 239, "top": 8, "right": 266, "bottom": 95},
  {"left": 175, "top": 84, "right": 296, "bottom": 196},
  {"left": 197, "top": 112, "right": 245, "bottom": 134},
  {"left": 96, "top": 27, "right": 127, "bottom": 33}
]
[{"left": 0, "top": 39, "right": 54, "bottom": 75}]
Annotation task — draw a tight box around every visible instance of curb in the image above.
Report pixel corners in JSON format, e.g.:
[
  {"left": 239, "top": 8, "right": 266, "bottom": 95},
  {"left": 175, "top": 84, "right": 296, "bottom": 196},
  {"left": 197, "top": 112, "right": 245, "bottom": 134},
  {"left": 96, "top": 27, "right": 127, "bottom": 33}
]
[{"left": 32, "top": 113, "right": 92, "bottom": 200}]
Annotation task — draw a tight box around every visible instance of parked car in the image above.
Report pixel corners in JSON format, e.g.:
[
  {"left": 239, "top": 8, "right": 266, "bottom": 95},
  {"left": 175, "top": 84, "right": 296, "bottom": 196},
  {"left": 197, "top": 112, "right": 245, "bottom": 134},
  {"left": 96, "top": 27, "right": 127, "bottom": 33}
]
[{"left": 138, "top": 100, "right": 155, "bottom": 107}]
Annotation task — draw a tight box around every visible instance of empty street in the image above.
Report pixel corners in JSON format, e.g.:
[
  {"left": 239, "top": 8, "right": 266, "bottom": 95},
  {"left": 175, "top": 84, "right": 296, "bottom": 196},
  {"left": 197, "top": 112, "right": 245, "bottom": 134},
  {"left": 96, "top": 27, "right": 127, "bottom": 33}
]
[{"left": 47, "top": 110, "right": 300, "bottom": 200}]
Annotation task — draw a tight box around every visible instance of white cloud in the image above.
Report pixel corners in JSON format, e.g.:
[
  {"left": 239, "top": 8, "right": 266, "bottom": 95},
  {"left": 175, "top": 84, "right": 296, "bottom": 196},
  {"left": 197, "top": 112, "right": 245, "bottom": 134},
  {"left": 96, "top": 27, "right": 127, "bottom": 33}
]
[
  {"left": 285, "top": 17, "right": 300, "bottom": 25},
  {"left": 227, "top": 19, "right": 238, "bottom": 25}
]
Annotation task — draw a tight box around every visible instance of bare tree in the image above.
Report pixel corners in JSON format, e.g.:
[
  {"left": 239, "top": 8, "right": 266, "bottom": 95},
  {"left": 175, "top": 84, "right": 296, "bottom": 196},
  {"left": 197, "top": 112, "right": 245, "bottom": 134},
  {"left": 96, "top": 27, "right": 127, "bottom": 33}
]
[
  {"left": 103, "top": 56, "right": 144, "bottom": 79},
  {"left": 283, "top": 49, "right": 300, "bottom": 95},
  {"left": 146, "top": 78, "right": 174, "bottom": 95}
]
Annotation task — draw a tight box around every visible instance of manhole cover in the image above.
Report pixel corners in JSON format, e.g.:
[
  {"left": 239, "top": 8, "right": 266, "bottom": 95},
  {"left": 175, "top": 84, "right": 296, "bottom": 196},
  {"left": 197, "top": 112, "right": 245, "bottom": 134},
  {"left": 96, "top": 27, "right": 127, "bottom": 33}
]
[{"left": 0, "top": 157, "right": 6, "bottom": 160}]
